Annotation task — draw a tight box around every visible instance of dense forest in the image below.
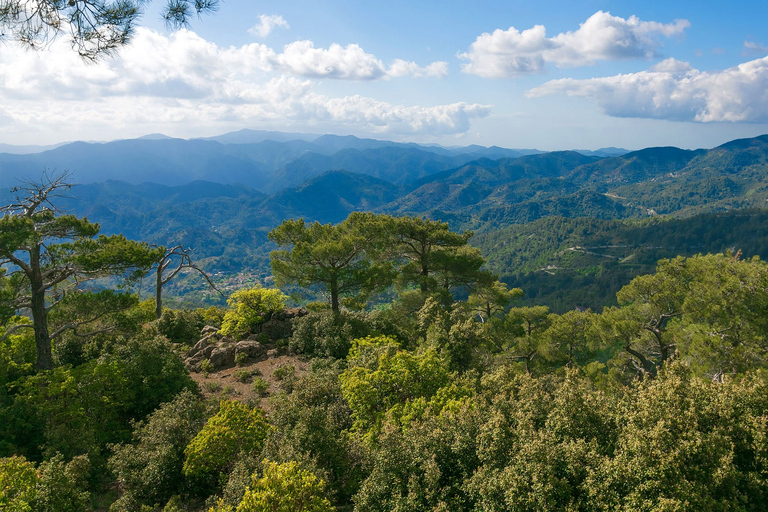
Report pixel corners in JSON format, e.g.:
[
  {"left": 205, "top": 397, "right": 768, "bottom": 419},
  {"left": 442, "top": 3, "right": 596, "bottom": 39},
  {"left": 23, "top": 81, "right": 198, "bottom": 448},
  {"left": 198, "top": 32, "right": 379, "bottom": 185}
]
[{"left": 2, "top": 175, "right": 768, "bottom": 511}]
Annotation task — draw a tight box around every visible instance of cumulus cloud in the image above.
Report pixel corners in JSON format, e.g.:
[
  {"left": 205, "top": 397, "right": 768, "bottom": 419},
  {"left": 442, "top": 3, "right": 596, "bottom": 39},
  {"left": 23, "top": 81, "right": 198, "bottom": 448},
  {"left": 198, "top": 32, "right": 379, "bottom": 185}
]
[
  {"left": 459, "top": 11, "right": 689, "bottom": 78},
  {"left": 0, "top": 28, "right": 484, "bottom": 139},
  {"left": 274, "top": 41, "right": 448, "bottom": 80},
  {"left": 526, "top": 56, "right": 768, "bottom": 123},
  {"left": 249, "top": 14, "right": 290, "bottom": 38}
]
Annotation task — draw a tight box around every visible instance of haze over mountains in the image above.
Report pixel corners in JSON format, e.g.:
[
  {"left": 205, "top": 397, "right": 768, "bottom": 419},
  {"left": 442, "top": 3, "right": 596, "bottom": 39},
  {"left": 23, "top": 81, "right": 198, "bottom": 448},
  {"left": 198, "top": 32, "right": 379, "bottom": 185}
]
[
  {"left": 3, "top": 130, "right": 768, "bottom": 310},
  {"left": 1, "top": 129, "right": 606, "bottom": 191}
]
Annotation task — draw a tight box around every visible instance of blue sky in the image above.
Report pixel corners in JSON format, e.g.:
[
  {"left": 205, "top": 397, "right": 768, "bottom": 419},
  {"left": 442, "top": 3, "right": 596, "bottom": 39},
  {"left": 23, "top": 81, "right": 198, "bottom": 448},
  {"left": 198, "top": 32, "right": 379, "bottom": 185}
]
[{"left": 1, "top": 0, "right": 768, "bottom": 150}]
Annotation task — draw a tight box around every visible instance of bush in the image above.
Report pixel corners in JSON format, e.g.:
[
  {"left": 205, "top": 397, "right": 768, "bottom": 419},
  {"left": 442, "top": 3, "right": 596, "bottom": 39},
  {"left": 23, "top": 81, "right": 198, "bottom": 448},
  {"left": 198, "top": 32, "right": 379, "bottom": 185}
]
[
  {"left": 252, "top": 378, "right": 269, "bottom": 396},
  {"left": 289, "top": 310, "right": 374, "bottom": 359},
  {"left": 202, "top": 381, "right": 222, "bottom": 393},
  {"left": 109, "top": 390, "right": 206, "bottom": 511},
  {"left": 198, "top": 306, "right": 227, "bottom": 329},
  {"left": 156, "top": 309, "right": 205, "bottom": 345},
  {"left": 33, "top": 453, "right": 90, "bottom": 512},
  {"left": 220, "top": 287, "right": 288, "bottom": 340},
  {"left": 263, "top": 367, "right": 363, "bottom": 504},
  {"left": 5, "top": 337, "right": 197, "bottom": 462},
  {"left": 183, "top": 401, "right": 271, "bottom": 492},
  {"left": 235, "top": 460, "right": 333, "bottom": 512},
  {"left": 0, "top": 455, "right": 38, "bottom": 512},
  {"left": 234, "top": 369, "right": 252, "bottom": 383},
  {"left": 272, "top": 365, "right": 295, "bottom": 381}
]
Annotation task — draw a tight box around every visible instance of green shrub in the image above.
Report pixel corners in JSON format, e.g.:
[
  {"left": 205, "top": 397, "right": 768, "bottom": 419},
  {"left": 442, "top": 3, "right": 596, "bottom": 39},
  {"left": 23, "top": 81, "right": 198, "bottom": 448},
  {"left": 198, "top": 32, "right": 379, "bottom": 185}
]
[
  {"left": 156, "top": 309, "right": 205, "bottom": 345},
  {"left": 220, "top": 287, "right": 287, "bottom": 340},
  {"left": 0, "top": 455, "right": 38, "bottom": 512},
  {"left": 183, "top": 401, "right": 271, "bottom": 491},
  {"left": 263, "top": 367, "right": 362, "bottom": 504},
  {"left": 200, "top": 358, "right": 213, "bottom": 376},
  {"left": 234, "top": 369, "right": 252, "bottom": 383},
  {"left": 5, "top": 337, "right": 196, "bottom": 461},
  {"left": 252, "top": 378, "right": 269, "bottom": 396},
  {"left": 33, "top": 453, "right": 90, "bottom": 512},
  {"left": 236, "top": 460, "right": 333, "bottom": 512},
  {"left": 288, "top": 310, "right": 374, "bottom": 359},
  {"left": 202, "top": 381, "right": 222, "bottom": 393},
  {"left": 198, "top": 306, "right": 227, "bottom": 329},
  {"left": 234, "top": 352, "right": 247, "bottom": 367},
  {"left": 272, "top": 365, "right": 295, "bottom": 381},
  {"left": 109, "top": 390, "right": 206, "bottom": 511}
]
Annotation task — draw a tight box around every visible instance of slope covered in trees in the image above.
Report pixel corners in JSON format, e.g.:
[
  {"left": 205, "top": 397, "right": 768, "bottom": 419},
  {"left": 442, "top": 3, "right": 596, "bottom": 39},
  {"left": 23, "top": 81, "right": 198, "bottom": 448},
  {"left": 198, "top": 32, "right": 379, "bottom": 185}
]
[{"left": 3, "top": 192, "right": 768, "bottom": 510}]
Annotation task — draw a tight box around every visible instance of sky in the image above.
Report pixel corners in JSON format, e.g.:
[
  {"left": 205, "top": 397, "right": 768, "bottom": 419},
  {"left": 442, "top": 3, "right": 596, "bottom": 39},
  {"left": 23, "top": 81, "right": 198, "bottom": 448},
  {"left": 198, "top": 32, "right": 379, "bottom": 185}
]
[{"left": 1, "top": 0, "right": 768, "bottom": 150}]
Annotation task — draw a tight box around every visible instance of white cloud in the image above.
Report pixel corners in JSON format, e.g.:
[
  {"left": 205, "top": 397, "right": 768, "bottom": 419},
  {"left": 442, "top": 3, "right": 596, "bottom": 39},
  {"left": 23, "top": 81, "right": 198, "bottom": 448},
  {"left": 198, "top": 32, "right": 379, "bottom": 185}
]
[
  {"left": 0, "top": 28, "right": 485, "bottom": 140},
  {"left": 459, "top": 11, "right": 689, "bottom": 78},
  {"left": 743, "top": 41, "right": 768, "bottom": 55},
  {"left": 275, "top": 41, "right": 447, "bottom": 80},
  {"left": 249, "top": 14, "right": 290, "bottom": 38},
  {"left": 526, "top": 56, "right": 768, "bottom": 123}
]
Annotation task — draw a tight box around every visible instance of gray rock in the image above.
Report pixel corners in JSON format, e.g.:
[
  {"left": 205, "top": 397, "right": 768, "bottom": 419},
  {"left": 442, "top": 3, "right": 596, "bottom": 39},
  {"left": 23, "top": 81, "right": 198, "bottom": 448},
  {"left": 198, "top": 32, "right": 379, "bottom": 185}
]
[
  {"left": 266, "top": 348, "right": 280, "bottom": 358},
  {"left": 186, "top": 337, "right": 209, "bottom": 358},
  {"left": 201, "top": 325, "right": 218, "bottom": 335},
  {"left": 235, "top": 340, "right": 266, "bottom": 359},
  {"left": 210, "top": 345, "right": 236, "bottom": 368},
  {"left": 185, "top": 351, "right": 207, "bottom": 368}
]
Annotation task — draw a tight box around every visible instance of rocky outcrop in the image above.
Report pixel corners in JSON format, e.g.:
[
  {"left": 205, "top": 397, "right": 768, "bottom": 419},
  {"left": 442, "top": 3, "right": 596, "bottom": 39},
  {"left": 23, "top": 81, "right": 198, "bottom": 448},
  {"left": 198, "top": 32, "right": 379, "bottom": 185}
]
[
  {"left": 256, "top": 307, "right": 307, "bottom": 339},
  {"left": 235, "top": 340, "right": 267, "bottom": 359},
  {"left": 184, "top": 308, "right": 306, "bottom": 371}
]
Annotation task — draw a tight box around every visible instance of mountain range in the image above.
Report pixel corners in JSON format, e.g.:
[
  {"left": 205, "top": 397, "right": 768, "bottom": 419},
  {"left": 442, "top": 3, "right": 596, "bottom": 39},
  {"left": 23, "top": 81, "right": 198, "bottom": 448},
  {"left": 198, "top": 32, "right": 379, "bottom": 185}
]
[{"left": 3, "top": 130, "right": 768, "bottom": 310}]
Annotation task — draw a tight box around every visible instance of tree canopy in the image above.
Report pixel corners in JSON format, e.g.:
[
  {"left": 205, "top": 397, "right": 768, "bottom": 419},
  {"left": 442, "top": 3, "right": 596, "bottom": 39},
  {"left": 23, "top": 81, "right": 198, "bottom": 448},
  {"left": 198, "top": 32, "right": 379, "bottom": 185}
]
[
  {"left": 0, "top": 0, "right": 219, "bottom": 59},
  {"left": 0, "top": 174, "right": 159, "bottom": 369}
]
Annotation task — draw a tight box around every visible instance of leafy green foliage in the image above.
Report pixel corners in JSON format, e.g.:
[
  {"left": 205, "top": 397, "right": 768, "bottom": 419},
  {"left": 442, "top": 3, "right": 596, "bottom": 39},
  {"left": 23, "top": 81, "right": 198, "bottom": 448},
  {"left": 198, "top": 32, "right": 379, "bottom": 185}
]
[
  {"left": 288, "top": 310, "right": 375, "bottom": 359},
  {"left": 155, "top": 309, "right": 205, "bottom": 345},
  {"left": 2, "top": 336, "right": 196, "bottom": 461},
  {"left": 264, "top": 365, "right": 363, "bottom": 504},
  {"left": 33, "top": 454, "right": 90, "bottom": 512},
  {"left": 251, "top": 377, "right": 269, "bottom": 396},
  {"left": 0, "top": 455, "right": 37, "bottom": 512},
  {"left": 269, "top": 214, "right": 395, "bottom": 312},
  {"left": 340, "top": 342, "right": 456, "bottom": 439},
  {"left": 109, "top": 390, "right": 206, "bottom": 511},
  {"left": 220, "top": 286, "right": 288, "bottom": 340},
  {"left": 232, "top": 460, "right": 333, "bottom": 512},
  {"left": 183, "top": 401, "right": 271, "bottom": 489}
]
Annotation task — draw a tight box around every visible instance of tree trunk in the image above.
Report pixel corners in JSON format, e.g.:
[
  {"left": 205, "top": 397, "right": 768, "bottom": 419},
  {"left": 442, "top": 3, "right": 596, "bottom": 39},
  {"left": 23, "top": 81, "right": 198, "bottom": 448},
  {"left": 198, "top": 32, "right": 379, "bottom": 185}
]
[
  {"left": 29, "top": 248, "right": 52, "bottom": 371},
  {"left": 420, "top": 263, "right": 429, "bottom": 293},
  {"left": 330, "top": 274, "right": 340, "bottom": 313},
  {"left": 155, "top": 264, "right": 163, "bottom": 320}
]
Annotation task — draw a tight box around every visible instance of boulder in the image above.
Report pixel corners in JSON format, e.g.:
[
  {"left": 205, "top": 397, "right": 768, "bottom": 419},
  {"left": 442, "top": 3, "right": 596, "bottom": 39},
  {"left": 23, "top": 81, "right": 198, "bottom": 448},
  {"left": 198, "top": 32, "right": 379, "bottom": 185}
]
[
  {"left": 201, "top": 325, "right": 218, "bottom": 335},
  {"left": 235, "top": 340, "right": 266, "bottom": 359},
  {"left": 186, "top": 336, "right": 211, "bottom": 358},
  {"left": 186, "top": 342, "right": 216, "bottom": 363},
  {"left": 209, "top": 345, "right": 236, "bottom": 368},
  {"left": 257, "top": 308, "right": 308, "bottom": 340}
]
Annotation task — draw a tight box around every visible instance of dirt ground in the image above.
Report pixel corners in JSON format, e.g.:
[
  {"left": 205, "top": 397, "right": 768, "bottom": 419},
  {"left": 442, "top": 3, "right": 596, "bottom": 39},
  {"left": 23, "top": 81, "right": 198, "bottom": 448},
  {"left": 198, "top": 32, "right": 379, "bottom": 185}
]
[{"left": 188, "top": 351, "right": 310, "bottom": 412}]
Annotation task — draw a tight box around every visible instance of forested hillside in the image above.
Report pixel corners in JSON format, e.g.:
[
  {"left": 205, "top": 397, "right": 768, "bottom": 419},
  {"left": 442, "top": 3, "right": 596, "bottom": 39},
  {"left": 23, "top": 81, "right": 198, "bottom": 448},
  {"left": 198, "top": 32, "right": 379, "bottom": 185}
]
[
  {"left": 3, "top": 177, "right": 768, "bottom": 511},
  {"left": 5, "top": 133, "right": 768, "bottom": 313}
]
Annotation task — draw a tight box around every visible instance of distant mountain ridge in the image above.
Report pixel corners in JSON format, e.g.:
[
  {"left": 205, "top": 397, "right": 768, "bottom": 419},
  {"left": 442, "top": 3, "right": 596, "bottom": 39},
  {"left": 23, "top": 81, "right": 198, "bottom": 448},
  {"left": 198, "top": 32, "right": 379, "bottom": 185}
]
[
  {"left": 0, "top": 130, "right": 626, "bottom": 192},
  {"left": 4, "top": 133, "right": 768, "bottom": 311}
]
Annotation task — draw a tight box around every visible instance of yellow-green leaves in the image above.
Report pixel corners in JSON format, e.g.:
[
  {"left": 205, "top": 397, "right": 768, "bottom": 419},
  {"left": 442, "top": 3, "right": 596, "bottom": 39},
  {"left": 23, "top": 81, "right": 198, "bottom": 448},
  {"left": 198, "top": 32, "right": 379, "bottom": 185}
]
[
  {"left": 234, "top": 460, "right": 333, "bottom": 512},
  {"left": 220, "top": 286, "right": 288, "bottom": 340},
  {"left": 0, "top": 456, "right": 37, "bottom": 512},
  {"left": 183, "top": 401, "right": 271, "bottom": 482}
]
